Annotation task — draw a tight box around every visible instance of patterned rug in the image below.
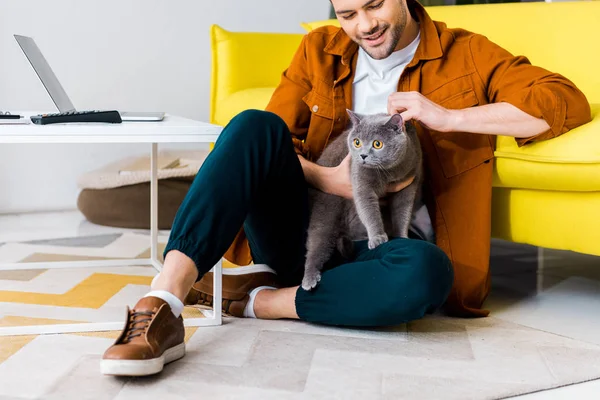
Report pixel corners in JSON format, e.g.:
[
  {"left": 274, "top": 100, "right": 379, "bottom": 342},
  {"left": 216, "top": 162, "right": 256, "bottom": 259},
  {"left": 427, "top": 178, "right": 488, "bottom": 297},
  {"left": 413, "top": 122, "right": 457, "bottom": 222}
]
[
  {"left": 0, "top": 233, "right": 219, "bottom": 362},
  {"left": 1, "top": 233, "right": 600, "bottom": 399}
]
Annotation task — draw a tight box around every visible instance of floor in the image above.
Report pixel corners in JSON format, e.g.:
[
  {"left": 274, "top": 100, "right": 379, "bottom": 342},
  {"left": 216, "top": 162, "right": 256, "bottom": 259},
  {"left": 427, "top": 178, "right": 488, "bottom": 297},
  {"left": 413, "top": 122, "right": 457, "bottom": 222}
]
[{"left": 1, "top": 210, "right": 599, "bottom": 399}]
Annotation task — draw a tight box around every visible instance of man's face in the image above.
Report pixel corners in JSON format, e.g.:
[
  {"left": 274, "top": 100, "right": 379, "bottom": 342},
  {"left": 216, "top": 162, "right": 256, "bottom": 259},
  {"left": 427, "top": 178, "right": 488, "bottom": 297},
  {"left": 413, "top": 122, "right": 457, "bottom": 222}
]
[{"left": 331, "top": 0, "right": 407, "bottom": 60}]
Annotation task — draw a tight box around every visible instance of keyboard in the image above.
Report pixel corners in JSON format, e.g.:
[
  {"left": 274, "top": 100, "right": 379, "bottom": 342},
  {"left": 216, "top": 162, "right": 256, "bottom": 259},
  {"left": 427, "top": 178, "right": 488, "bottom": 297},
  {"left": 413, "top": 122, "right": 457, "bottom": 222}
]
[{"left": 30, "top": 110, "right": 122, "bottom": 125}]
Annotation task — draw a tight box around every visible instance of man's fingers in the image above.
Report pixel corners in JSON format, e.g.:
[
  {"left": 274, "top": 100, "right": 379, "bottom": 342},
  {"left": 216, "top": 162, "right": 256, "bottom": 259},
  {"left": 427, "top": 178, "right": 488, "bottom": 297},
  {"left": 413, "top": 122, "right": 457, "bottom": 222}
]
[
  {"left": 388, "top": 97, "right": 419, "bottom": 118},
  {"left": 388, "top": 103, "right": 408, "bottom": 117},
  {"left": 399, "top": 110, "right": 414, "bottom": 122},
  {"left": 387, "top": 176, "right": 415, "bottom": 193}
]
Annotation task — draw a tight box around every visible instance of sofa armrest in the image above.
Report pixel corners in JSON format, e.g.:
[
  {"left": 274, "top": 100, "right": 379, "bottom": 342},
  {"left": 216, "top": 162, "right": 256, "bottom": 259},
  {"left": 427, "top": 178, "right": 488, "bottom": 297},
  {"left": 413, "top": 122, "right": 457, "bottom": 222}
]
[
  {"left": 493, "top": 104, "right": 600, "bottom": 191},
  {"left": 494, "top": 104, "right": 600, "bottom": 164}
]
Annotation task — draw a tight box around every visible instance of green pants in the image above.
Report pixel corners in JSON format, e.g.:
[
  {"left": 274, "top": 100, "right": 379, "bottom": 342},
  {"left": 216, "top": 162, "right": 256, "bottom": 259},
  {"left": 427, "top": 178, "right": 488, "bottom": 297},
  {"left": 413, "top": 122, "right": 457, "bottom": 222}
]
[{"left": 164, "top": 110, "right": 454, "bottom": 327}]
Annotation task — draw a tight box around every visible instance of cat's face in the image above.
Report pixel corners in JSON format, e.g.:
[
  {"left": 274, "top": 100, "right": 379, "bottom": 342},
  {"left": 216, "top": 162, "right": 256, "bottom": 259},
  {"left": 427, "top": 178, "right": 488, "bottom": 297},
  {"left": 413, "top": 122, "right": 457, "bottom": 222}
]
[{"left": 346, "top": 110, "right": 408, "bottom": 169}]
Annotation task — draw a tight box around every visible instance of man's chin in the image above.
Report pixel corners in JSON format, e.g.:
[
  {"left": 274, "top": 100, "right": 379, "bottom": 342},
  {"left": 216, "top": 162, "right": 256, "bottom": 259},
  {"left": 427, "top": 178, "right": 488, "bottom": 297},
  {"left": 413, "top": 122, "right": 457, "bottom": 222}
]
[{"left": 362, "top": 44, "right": 393, "bottom": 60}]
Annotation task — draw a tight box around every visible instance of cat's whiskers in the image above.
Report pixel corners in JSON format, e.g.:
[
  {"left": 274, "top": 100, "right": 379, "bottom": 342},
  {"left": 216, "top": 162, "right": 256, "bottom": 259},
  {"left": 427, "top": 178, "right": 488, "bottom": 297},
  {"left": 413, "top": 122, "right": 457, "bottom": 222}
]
[{"left": 374, "top": 161, "right": 393, "bottom": 182}]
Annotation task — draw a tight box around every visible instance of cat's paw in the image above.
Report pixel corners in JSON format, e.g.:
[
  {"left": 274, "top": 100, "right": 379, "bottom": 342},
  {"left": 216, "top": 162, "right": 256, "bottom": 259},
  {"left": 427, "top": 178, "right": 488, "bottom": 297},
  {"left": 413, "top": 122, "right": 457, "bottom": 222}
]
[
  {"left": 368, "top": 233, "right": 388, "bottom": 249},
  {"left": 301, "top": 270, "right": 322, "bottom": 291}
]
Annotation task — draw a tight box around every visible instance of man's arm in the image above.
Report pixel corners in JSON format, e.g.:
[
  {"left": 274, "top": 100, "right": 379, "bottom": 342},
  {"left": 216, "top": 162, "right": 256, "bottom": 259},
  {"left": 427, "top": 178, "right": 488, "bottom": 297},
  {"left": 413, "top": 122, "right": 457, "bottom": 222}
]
[
  {"left": 298, "top": 155, "right": 353, "bottom": 198},
  {"left": 388, "top": 92, "right": 551, "bottom": 138},
  {"left": 451, "top": 102, "right": 551, "bottom": 138}
]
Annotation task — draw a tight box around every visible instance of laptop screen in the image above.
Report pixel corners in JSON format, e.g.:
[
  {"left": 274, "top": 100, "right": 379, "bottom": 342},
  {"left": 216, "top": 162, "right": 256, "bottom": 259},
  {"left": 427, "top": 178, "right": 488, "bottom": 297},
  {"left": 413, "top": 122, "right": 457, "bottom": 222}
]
[{"left": 14, "top": 35, "right": 76, "bottom": 113}]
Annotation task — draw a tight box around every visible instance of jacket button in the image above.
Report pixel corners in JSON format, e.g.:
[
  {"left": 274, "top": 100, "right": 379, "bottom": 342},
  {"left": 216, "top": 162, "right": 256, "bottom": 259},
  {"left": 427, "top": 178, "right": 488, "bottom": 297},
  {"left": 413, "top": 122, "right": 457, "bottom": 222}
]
[{"left": 312, "top": 105, "right": 319, "bottom": 112}]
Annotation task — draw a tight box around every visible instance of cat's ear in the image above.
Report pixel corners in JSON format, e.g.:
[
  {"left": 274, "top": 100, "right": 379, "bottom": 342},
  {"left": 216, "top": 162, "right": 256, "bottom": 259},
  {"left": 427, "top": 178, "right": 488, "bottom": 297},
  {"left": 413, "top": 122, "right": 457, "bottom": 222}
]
[
  {"left": 386, "top": 113, "right": 404, "bottom": 132},
  {"left": 346, "top": 109, "right": 361, "bottom": 127}
]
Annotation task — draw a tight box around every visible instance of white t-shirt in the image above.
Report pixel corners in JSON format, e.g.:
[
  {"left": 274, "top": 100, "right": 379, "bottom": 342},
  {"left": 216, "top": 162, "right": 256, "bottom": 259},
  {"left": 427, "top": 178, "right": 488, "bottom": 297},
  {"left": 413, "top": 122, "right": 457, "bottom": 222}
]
[
  {"left": 351, "top": 30, "right": 435, "bottom": 243},
  {"left": 352, "top": 29, "right": 420, "bottom": 114}
]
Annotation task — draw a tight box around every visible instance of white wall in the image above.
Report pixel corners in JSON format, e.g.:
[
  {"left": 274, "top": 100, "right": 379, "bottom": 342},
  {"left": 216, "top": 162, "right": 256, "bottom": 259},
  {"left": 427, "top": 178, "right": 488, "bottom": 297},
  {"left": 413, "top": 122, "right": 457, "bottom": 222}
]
[{"left": 0, "top": 0, "right": 330, "bottom": 213}]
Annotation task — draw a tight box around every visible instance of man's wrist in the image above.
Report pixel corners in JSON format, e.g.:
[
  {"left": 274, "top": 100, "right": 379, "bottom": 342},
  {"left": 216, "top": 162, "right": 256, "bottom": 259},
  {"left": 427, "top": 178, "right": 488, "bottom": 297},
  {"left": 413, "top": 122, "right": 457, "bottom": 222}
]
[{"left": 446, "top": 108, "right": 466, "bottom": 132}]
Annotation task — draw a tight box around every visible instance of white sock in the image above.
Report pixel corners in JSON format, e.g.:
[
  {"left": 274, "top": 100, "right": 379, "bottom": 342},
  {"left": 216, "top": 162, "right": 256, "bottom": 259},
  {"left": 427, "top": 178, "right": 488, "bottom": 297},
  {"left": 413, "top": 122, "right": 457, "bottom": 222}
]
[
  {"left": 243, "top": 286, "right": 276, "bottom": 318},
  {"left": 145, "top": 290, "right": 184, "bottom": 318}
]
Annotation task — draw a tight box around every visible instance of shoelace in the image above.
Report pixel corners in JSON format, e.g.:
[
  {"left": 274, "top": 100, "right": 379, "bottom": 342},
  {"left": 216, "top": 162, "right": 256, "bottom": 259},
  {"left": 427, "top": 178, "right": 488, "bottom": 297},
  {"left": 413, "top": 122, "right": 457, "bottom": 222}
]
[
  {"left": 123, "top": 311, "right": 155, "bottom": 343},
  {"left": 197, "top": 292, "right": 234, "bottom": 314}
]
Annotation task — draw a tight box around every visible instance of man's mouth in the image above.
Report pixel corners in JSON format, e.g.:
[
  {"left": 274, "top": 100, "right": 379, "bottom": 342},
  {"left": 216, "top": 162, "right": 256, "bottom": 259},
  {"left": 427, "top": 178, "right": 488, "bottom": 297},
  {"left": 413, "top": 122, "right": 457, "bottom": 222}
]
[{"left": 363, "top": 28, "right": 387, "bottom": 46}]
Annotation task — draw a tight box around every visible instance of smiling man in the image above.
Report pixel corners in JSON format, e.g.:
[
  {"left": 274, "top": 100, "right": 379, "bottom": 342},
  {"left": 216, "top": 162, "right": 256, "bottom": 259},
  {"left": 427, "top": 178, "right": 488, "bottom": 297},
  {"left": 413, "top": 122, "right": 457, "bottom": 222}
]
[{"left": 101, "top": 0, "right": 591, "bottom": 377}]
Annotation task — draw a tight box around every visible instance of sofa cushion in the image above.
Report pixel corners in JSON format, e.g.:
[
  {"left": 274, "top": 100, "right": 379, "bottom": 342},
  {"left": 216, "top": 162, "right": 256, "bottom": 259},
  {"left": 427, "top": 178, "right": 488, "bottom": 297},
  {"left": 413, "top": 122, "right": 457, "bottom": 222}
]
[{"left": 77, "top": 177, "right": 194, "bottom": 230}]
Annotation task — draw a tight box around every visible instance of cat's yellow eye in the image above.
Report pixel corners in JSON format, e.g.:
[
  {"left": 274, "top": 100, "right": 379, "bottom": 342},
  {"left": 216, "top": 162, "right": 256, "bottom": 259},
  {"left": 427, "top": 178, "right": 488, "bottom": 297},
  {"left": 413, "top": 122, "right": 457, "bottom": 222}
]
[
  {"left": 373, "top": 140, "right": 383, "bottom": 149},
  {"left": 353, "top": 138, "right": 362, "bottom": 148}
]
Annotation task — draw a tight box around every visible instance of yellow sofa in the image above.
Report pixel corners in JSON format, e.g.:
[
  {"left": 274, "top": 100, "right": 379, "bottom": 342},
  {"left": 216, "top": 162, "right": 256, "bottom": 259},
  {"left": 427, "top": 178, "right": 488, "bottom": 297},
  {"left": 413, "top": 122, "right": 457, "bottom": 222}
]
[{"left": 209, "top": 1, "right": 600, "bottom": 257}]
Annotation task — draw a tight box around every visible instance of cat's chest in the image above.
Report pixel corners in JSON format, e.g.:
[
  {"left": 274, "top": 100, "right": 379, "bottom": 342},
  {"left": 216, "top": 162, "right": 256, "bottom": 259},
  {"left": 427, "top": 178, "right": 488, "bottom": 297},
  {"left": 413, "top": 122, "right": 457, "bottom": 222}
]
[{"left": 352, "top": 167, "right": 389, "bottom": 194}]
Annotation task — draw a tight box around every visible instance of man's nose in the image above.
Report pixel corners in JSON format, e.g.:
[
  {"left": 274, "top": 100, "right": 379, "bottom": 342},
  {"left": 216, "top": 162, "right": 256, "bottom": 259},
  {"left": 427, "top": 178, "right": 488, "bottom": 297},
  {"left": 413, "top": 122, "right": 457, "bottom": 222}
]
[
  {"left": 361, "top": 154, "right": 368, "bottom": 160},
  {"left": 358, "top": 14, "right": 377, "bottom": 36}
]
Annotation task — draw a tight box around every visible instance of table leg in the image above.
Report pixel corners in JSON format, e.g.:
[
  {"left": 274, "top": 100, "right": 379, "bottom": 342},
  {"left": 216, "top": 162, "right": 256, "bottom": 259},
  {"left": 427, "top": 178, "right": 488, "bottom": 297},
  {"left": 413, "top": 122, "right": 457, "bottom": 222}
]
[
  {"left": 211, "top": 258, "right": 223, "bottom": 325},
  {"left": 185, "top": 258, "right": 223, "bottom": 327},
  {"left": 150, "top": 143, "right": 161, "bottom": 271}
]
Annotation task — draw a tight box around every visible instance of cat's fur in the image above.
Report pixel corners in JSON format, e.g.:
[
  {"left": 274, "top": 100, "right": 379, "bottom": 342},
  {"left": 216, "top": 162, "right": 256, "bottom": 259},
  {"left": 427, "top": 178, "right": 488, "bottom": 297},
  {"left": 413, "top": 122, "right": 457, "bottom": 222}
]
[{"left": 301, "top": 110, "right": 423, "bottom": 291}]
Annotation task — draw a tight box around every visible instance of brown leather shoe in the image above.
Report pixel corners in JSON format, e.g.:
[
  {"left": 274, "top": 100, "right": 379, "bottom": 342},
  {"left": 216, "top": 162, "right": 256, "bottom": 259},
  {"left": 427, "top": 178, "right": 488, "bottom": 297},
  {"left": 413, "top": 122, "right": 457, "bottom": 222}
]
[
  {"left": 184, "top": 264, "right": 279, "bottom": 317},
  {"left": 101, "top": 296, "right": 185, "bottom": 376}
]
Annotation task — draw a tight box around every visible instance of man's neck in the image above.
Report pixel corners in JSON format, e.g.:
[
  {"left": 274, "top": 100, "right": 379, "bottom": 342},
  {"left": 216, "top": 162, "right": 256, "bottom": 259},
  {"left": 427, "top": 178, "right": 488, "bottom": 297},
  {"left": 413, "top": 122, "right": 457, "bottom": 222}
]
[{"left": 393, "top": 14, "right": 419, "bottom": 52}]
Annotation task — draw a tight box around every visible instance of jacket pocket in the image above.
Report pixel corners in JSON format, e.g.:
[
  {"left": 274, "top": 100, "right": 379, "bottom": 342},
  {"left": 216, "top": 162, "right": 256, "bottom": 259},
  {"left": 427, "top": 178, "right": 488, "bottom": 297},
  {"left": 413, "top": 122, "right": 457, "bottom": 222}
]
[
  {"left": 302, "top": 89, "right": 334, "bottom": 119},
  {"left": 302, "top": 89, "right": 335, "bottom": 160},
  {"left": 427, "top": 88, "right": 494, "bottom": 178}
]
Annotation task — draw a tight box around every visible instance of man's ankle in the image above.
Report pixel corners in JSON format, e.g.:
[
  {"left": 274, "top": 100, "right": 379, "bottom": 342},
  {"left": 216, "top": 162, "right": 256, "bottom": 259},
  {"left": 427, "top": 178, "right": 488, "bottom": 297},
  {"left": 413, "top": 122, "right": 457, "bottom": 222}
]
[
  {"left": 252, "top": 287, "right": 275, "bottom": 319},
  {"left": 151, "top": 250, "right": 199, "bottom": 303},
  {"left": 243, "top": 286, "right": 276, "bottom": 318},
  {"left": 253, "top": 286, "right": 299, "bottom": 320}
]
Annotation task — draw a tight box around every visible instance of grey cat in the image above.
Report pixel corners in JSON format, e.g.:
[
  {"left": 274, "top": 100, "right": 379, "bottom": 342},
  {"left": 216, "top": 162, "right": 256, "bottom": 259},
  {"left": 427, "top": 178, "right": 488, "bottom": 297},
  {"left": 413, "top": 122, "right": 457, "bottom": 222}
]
[{"left": 301, "top": 110, "right": 423, "bottom": 291}]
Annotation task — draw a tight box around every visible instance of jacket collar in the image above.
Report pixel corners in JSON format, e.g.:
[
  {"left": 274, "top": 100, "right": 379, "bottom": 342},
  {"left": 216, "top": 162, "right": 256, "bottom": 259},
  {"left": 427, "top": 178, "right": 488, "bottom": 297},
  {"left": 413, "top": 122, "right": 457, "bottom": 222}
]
[{"left": 324, "top": 0, "right": 443, "bottom": 67}]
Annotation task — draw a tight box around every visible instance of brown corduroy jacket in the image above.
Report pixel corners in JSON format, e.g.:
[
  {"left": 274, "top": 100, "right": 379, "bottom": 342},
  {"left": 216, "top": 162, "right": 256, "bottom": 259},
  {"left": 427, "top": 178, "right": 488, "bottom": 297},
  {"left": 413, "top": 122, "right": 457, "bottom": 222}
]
[{"left": 224, "top": 0, "right": 591, "bottom": 317}]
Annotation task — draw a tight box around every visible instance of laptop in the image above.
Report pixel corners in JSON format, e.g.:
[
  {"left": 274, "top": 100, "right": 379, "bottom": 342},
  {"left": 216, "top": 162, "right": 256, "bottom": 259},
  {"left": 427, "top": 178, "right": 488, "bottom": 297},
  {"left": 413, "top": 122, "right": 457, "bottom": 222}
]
[{"left": 14, "top": 34, "right": 165, "bottom": 122}]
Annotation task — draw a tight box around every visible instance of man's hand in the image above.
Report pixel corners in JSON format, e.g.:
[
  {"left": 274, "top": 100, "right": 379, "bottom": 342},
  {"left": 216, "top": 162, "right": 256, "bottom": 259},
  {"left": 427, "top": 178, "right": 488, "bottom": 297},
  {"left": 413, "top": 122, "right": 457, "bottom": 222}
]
[
  {"left": 387, "top": 91, "right": 458, "bottom": 132},
  {"left": 386, "top": 176, "right": 415, "bottom": 193},
  {"left": 325, "top": 154, "right": 353, "bottom": 199}
]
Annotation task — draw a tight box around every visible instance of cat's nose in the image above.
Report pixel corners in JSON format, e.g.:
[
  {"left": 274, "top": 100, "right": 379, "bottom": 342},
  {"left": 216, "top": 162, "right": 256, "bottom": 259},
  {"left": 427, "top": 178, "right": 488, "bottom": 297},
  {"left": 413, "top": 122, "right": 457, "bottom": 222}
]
[{"left": 360, "top": 154, "right": 368, "bottom": 160}]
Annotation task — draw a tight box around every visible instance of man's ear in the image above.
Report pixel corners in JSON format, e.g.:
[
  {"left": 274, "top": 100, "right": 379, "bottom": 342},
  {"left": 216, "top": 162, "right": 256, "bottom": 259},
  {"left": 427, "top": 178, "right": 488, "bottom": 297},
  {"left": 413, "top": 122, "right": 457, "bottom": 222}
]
[
  {"left": 347, "top": 109, "right": 361, "bottom": 126},
  {"left": 386, "top": 113, "right": 404, "bottom": 132}
]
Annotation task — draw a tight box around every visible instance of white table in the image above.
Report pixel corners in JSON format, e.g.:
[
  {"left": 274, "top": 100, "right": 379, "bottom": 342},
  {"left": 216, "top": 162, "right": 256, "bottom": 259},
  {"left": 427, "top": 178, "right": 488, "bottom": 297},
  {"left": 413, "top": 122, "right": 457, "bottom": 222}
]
[{"left": 0, "top": 112, "right": 224, "bottom": 336}]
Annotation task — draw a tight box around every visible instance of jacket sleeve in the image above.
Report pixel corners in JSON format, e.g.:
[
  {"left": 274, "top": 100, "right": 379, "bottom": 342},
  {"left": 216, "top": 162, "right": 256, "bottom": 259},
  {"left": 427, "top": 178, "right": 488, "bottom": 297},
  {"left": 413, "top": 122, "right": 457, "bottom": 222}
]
[
  {"left": 469, "top": 34, "right": 592, "bottom": 146},
  {"left": 265, "top": 35, "right": 313, "bottom": 157}
]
